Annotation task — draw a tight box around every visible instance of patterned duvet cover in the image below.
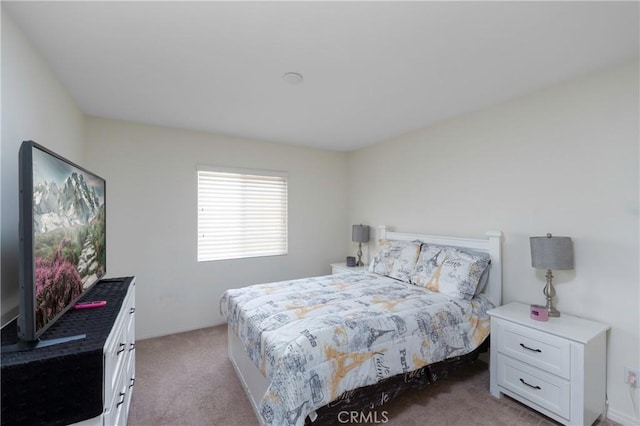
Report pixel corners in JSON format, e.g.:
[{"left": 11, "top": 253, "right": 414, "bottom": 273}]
[{"left": 220, "top": 271, "right": 494, "bottom": 426}]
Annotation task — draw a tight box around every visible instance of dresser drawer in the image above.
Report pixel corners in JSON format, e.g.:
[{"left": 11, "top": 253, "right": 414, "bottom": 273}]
[
  {"left": 496, "top": 320, "right": 570, "bottom": 379},
  {"left": 104, "top": 366, "right": 129, "bottom": 426},
  {"left": 497, "top": 354, "right": 570, "bottom": 420}
]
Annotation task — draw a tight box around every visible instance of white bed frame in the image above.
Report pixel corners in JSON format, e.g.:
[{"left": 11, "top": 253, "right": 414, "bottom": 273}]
[{"left": 228, "top": 227, "right": 503, "bottom": 425}]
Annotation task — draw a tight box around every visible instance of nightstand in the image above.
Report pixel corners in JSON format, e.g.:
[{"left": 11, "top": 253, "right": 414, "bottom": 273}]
[
  {"left": 488, "top": 302, "right": 610, "bottom": 426},
  {"left": 330, "top": 262, "right": 368, "bottom": 274}
]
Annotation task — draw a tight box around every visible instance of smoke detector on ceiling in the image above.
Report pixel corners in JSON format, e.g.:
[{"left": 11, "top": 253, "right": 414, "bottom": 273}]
[{"left": 282, "top": 72, "right": 304, "bottom": 85}]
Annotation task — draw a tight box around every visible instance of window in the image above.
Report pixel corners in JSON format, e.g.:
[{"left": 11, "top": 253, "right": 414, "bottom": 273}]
[{"left": 197, "top": 166, "right": 288, "bottom": 262}]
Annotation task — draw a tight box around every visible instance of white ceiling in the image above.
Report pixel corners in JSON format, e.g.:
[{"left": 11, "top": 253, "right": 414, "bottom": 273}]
[{"left": 4, "top": 1, "right": 639, "bottom": 151}]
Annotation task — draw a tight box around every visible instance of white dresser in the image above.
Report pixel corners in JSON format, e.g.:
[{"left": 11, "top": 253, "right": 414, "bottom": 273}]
[
  {"left": 103, "top": 278, "right": 136, "bottom": 425},
  {"left": 76, "top": 278, "right": 136, "bottom": 426},
  {"left": 488, "top": 302, "right": 609, "bottom": 425},
  {"left": 1, "top": 277, "right": 136, "bottom": 426}
]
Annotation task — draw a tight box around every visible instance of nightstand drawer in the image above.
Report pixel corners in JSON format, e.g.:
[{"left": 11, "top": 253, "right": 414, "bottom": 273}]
[
  {"left": 497, "top": 321, "right": 570, "bottom": 379},
  {"left": 498, "top": 354, "right": 570, "bottom": 420}
]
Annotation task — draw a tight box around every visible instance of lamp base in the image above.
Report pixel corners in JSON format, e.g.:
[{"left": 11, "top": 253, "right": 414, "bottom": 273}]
[
  {"left": 543, "top": 269, "right": 560, "bottom": 317},
  {"left": 546, "top": 303, "right": 561, "bottom": 317},
  {"left": 356, "top": 242, "right": 364, "bottom": 267}
]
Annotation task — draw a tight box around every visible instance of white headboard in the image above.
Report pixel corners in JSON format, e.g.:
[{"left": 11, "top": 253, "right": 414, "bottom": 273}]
[{"left": 378, "top": 226, "right": 503, "bottom": 307}]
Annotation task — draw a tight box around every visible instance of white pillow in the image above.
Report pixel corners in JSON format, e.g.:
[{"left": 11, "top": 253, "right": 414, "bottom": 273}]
[{"left": 368, "top": 240, "right": 421, "bottom": 283}]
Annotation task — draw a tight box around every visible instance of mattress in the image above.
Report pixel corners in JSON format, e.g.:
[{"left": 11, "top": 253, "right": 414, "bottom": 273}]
[{"left": 220, "top": 271, "right": 494, "bottom": 426}]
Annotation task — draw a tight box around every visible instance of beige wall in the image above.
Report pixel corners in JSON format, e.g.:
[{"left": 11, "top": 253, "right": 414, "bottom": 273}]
[
  {"left": 84, "top": 117, "right": 349, "bottom": 339},
  {"left": 347, "top": 60, "right": 640, "bottom": 425},
  {"left": 1, "top": 11, "right": 86, "bottom": 324}
]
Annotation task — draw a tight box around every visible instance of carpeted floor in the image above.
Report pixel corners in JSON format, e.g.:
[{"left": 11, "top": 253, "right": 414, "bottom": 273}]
[{"left": 128, "top": 325, "right": 615, "bottom": 426}]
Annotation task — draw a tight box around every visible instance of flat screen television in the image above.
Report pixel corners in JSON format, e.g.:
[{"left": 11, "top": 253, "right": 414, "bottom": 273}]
[{"left": 18, "top": 141, "right": 106, "bottom": 342}]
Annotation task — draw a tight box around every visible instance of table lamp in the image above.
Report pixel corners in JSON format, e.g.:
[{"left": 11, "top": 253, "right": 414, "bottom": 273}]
[
  {"left": 352, "top": 225, "right": 370, "bottom": 267},
  {"left": 530, "top": 233, "right": 574, "bottom": 317}
]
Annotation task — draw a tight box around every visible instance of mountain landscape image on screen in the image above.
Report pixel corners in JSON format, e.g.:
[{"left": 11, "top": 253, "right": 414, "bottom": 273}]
[{"left": 32, "top": 147, "right": 105, "bottom": 330}]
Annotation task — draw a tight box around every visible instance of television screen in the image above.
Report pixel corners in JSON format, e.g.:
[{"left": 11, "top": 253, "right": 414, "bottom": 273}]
[{"left": 18, "top": 141, "right": 106, "bottom": 341}]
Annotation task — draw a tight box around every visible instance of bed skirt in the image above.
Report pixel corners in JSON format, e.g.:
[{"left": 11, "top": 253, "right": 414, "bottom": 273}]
[{"left": 305, "top": 337, "right": 489, "bottom": 425}]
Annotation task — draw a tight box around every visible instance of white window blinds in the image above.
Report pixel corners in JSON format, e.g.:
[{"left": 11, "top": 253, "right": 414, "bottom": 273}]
[{"left": 197, "top": 167, "right": 288, "bottom": 262}]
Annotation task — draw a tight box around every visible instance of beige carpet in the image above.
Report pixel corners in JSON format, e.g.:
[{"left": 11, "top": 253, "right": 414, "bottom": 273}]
[{"left": 128, "top": 325, "right": 615, "bottom": 426}]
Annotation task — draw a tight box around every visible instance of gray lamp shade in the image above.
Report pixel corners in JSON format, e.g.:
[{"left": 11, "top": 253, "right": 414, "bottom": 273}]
[
  {"left": 352, "top": 224, "right": 370, "bottom": 243},
  {"left": 530, "top": 234, "right": 574, "bottom": 270}
]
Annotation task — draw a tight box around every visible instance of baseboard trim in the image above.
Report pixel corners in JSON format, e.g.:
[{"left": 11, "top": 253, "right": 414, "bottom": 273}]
[{"left": 607, "top": 407, "right": 639, "bottom": 426}]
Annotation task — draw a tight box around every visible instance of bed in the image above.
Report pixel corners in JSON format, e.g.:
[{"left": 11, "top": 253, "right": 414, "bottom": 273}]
[{"left": 220, "top": 227, "right": 503, "bottom": 426}]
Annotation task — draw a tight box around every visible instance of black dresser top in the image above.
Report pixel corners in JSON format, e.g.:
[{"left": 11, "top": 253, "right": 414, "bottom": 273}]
[{"left": 1, "top": 276, "right": 134, "bottom": 365}]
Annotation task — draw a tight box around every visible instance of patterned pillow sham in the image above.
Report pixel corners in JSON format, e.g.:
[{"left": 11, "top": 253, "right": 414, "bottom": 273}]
[
  {"left": 474, "top": 263, "right": 492, "bottom": 296},
  {"left": 410, "top": 244, "right": 491, "bottom": 300},
  {"left": 368, "top": 240, "right": 421, "bottom": 283}
]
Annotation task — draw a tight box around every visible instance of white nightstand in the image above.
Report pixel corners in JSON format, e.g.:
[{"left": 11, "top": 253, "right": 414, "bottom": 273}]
[
  {"left": 330, "top": 262, "right": 368, "bottom": 274},
  {"left": 488, "top": 302, "right": 610, "bottom": 426}
]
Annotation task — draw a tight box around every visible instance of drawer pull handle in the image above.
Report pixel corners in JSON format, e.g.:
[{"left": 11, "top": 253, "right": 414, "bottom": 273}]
[
  {"left": 130, "top": 307, "right": 136, "bottom": 315},
  {"left": 519, "top": 343, "right": 542, "bottom": 353},
  {"left": 129, "top": 378, "right": 136, "bottom": 388},
  {"left": 129, "top": 343, "right": 136, "bottom": 351},
  {"left": 117, "top": 343, "right": 126, "bottom": 354},
  {"left": 519, "top": 378, "right": 541, "bottom": 390},
  {"left": 116, "top": 392, "right": 126, "bottom": 407}
]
